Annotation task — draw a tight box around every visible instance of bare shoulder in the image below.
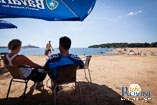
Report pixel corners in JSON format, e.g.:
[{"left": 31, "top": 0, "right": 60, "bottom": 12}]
[{"left": 14, "top": 55, "right": 28, "bottom": 61}]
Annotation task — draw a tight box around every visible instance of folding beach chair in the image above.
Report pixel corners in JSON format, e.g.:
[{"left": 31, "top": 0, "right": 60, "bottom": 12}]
[
  {"left": 50, "top": 65, "right": 81, "bottom": 105},
  {"left": 6, "top": 66, "right": 30, "bottom": 101},
  {"left": 83, "top": 56, "right": 92, "bottom": 83}
]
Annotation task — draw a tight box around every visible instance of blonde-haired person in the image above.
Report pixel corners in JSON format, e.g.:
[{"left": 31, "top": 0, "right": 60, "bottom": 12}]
[{"left": 4, "top": 39, "right": 46, "bottom": 89}]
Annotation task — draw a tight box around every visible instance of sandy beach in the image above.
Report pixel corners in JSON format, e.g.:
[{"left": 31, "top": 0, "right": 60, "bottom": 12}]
[
  {"left": 0, "top": 54, "right": 157, "bottom": 105},
  {"left": 108, "top": 48, "right": 157, "bottom": 56}
]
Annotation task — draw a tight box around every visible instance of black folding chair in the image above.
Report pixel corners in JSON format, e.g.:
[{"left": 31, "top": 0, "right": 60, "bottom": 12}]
[
  {"left": 50, "top": 65, "right": 81, "bottom": 105},
  {"left": 6, "top": 66, "right": 30, "bottom": 101}
]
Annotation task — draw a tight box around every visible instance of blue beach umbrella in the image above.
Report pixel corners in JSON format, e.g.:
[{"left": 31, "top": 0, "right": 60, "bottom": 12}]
[
  {"left": 0, "top": 0, "right": 96, "bottom": 21},
  {"left": 0, "top": 20, "right": 17, "bottom": 29}
]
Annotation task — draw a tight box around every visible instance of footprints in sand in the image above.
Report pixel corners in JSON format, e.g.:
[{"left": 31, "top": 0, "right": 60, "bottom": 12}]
[{"left": 146, "top": 70, "right": 156, "bottom": 74}]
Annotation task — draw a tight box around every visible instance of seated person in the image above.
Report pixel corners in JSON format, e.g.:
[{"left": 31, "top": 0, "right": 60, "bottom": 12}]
[
  {"left": 45, "top": 36, "right": 84, "bottom": 80},
  {"left": 3, "top": 39, "right": 46, "bottom": 89}
]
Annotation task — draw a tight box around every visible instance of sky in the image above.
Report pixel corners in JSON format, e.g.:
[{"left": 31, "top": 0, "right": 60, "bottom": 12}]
[{"left": 0, "top": 0, "right": 157, "bottom": 48}]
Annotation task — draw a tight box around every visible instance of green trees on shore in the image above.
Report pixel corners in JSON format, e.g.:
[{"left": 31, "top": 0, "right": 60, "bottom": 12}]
[{"left": 88, "top": 42, "right": 157, "bottom": 48}]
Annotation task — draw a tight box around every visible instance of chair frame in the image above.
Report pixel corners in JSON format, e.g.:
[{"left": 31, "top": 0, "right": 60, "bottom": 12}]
[
  {"left": 6, "top": 78, "right": 29, "bottom": 101},
  {"left": 6, "top": 66, "right": 30, "bottom": 101},
  {"left": 50, "top": 65, "right": 81, "bottom": 105},
  {"left": 83, "top": 56, "right": 92, "bottom": 83}
]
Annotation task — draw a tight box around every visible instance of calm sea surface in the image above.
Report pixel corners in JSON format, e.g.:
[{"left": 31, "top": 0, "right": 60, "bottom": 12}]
[{"left": 0, "top": 48, "right": 115, "bottom": 56}]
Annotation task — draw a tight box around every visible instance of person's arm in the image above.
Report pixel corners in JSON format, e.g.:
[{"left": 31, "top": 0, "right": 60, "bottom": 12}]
[
  {"left": 44, "top": 59, "right": 50, "bottom": 70},
  {"left": 50, "top": 44, "right": 54, "bottom": 51},
  {"left": 76, "top": 57, "right": 84, "bottom": 69},
  {"left": 14, "top": 55, "right": 43, "bottom": 68},
  {"left": 69, "top": 54, "right": 84, "bottom": 69},
  {"left": 51, "top": 46, "right": 54, "bottom": 51}
]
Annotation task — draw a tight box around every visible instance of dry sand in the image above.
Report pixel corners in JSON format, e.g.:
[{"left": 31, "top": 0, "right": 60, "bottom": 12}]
[{"left": 0, "top": 55, "right": 157, "bottom": 105}]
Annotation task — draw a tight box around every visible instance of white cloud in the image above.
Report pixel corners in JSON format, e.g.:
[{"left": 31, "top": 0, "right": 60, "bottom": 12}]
[
  {"left": 138, "top": 10, "right": 142, "bottom": 13},
  {"left": 128, "top": 12, "right": 135, "bottom": 16},
  {"left": 127, "top": 10, "right": 143, "bottom": 16}
]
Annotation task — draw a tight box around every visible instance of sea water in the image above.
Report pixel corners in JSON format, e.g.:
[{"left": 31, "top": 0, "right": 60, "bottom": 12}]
[{"left": 0, "top": 48, "right": 115, "bottom": 56}]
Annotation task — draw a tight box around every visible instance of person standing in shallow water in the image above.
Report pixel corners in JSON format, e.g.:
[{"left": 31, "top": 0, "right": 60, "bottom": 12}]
[{"left": 45, "top": 41, "right": 54, "bottom": 56}]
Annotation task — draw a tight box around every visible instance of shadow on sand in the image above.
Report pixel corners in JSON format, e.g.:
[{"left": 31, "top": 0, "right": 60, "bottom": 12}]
[
  {"left": 0, "top": 69, "right": 10, "bottom": 80},
  {"left": 0, "top": 82, "right": 135, "bottom": 105},
  {"left": 0, "top": 68, "right": 8, "bottom": 75}
]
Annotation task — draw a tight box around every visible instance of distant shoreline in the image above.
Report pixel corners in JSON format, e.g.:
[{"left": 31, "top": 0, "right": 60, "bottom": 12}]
[
  {"left": 0, "top": 45, "right": 40, "bottom": 49},
  {"left": 88, "top": 42, "right": 157, "bottom": 48}
]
